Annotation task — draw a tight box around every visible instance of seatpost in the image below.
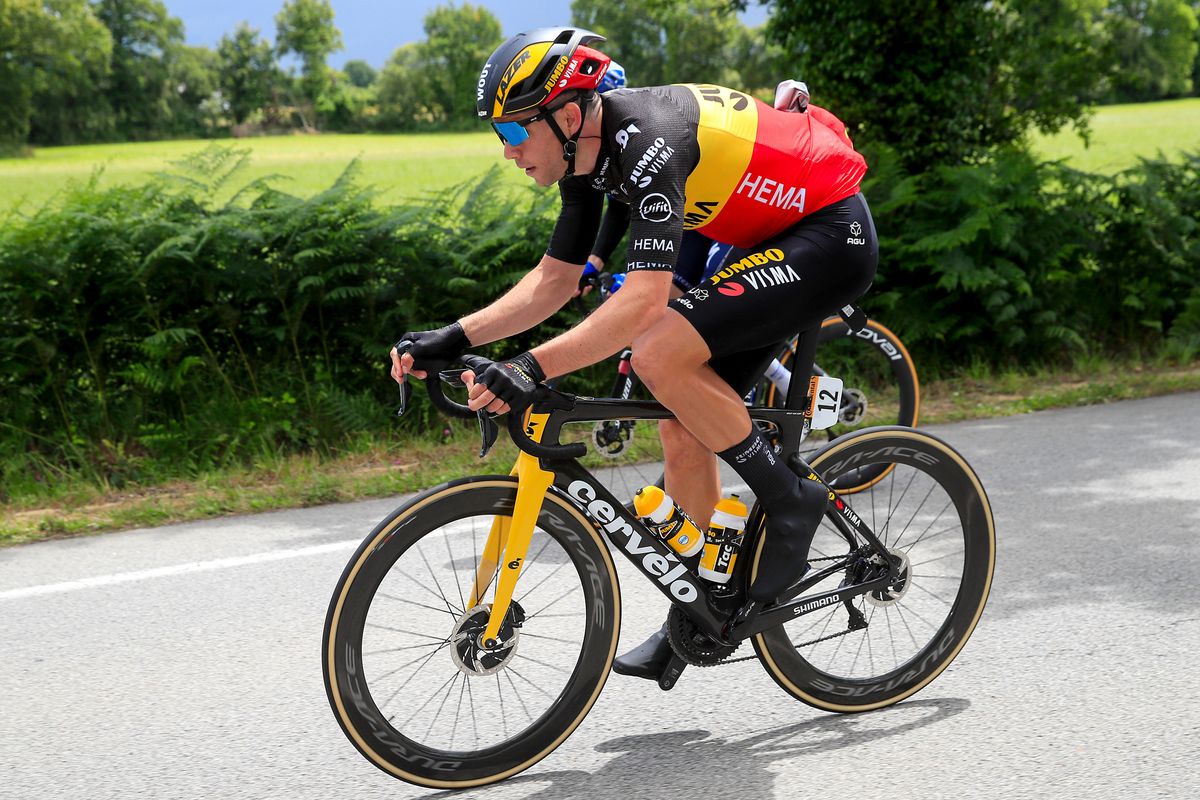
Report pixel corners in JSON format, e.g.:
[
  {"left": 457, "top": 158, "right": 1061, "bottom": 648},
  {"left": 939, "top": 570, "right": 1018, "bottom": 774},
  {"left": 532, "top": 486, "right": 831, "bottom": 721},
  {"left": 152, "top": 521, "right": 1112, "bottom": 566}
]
[{"left": 783, "top": 327, "right": 820, "bottom": 412}]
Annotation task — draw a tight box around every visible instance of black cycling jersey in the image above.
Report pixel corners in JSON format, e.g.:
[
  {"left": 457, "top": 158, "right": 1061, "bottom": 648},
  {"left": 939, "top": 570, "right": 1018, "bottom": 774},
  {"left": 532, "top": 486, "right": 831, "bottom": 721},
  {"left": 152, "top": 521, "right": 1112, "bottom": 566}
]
[{"left": 547, "top": 84, "right": 866, "bottom": 273}]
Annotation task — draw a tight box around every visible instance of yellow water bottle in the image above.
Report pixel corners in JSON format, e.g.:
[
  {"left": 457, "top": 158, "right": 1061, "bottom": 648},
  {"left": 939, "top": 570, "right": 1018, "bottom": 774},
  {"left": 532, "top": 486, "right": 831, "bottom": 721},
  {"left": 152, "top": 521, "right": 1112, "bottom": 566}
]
[
  {"left": 633, "top": 486, "right": 705, "bottom": 559},
  {"left": 698, "top": 494, "right": 749, "bottom": 585}
]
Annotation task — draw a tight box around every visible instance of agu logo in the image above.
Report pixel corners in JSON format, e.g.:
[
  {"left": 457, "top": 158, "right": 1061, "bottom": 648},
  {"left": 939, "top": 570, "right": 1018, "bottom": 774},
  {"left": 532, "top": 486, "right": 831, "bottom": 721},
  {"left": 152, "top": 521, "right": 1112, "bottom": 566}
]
[
  {"left": 718, "top": 282, "right": 745, "bottom": 297},
  {"left": 847, "top": 220, "right": 865, "bottom": 246}
]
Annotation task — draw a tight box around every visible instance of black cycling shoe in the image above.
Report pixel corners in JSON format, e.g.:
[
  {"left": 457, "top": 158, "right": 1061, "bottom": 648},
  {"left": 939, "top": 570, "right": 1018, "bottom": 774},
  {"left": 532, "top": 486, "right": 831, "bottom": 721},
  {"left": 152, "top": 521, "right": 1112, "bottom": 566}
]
[
  {"left": 750, "top": 476, "right": 829, "bottom": 603},
  {"left": 612, "top": 623, "right": 672, "bottom": 680}
]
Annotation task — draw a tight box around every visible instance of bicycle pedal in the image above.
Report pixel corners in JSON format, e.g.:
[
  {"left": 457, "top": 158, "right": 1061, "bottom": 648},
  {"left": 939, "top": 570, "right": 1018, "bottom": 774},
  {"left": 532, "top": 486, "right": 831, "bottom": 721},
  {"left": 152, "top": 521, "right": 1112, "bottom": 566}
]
[{"left": 656, "top": 654, "right": 688, "bottom": 691}]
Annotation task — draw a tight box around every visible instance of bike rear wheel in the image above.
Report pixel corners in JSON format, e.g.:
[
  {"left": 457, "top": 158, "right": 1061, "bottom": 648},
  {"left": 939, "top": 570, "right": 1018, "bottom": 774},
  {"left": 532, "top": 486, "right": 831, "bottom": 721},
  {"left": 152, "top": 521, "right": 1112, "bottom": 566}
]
[
  {"left": 762, "top": 317, "right": 920, "bottom": 493},
  {"left": 751, "top": 428, "right": 994, "bottom": 712},
  {"left": 323, "top": 476, "right": 621, "bottom": 788}
]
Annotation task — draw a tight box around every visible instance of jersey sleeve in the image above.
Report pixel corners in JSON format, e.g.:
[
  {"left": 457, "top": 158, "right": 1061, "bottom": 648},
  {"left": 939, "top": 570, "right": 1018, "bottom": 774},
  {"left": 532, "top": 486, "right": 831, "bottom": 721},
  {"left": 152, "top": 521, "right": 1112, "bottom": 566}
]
[
  {"left": 590, "top": 197, "right": 631, "bottom": 264},
  {"left": 546, "top": 178, "right": 604, "bottom": 266},
  {"left": 617, "top": 121, "right": 691, "bottom": 274}
]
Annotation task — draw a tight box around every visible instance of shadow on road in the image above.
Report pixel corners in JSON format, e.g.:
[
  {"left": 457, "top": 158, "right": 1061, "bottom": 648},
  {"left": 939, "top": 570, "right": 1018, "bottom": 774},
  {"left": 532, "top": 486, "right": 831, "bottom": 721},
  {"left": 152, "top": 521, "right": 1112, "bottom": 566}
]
[{"left": 428, "top": 697, "right": 969, "bottom": 799}]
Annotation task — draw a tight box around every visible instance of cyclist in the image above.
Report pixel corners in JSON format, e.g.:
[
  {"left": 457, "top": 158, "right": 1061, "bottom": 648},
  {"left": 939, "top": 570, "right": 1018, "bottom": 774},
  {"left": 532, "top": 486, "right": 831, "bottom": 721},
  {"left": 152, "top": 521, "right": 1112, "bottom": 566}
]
[{"left": 390, "top": 27, "right": 878, "bottom": 681}]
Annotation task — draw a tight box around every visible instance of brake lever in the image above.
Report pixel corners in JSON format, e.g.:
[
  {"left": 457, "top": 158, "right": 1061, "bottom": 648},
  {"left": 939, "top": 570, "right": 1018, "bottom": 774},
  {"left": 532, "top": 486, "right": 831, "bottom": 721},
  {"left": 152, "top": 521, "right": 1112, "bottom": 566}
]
[
  {"left": 477, "top": 411, "right": 499, "bottom": 458},
  {"left": 438, "top": 365, "right": 499, "bottom": 458},
  {"left": 393, "top": 339, "right": 414, "bottom": 417}
]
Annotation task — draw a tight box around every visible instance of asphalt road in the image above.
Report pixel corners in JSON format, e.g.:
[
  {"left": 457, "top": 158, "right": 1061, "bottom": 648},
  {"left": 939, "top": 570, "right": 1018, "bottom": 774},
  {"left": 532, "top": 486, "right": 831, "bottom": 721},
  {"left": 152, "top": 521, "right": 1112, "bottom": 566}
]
[{"left": 2, "top": 392, "right": 1198, "bottom": 800}]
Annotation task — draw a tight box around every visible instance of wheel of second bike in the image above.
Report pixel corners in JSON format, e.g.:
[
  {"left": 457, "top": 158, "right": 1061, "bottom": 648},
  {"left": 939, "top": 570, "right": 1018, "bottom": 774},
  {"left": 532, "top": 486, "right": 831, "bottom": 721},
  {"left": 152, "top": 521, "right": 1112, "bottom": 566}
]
[
  {"left": 764, "top": 317, "right": 920, "bottom": 494},
  {"left": 750, "top": 427, "right": 994, "bottom": 713},
  {"left": 323, "top": 476, "right": 621, "bottom": 788}
]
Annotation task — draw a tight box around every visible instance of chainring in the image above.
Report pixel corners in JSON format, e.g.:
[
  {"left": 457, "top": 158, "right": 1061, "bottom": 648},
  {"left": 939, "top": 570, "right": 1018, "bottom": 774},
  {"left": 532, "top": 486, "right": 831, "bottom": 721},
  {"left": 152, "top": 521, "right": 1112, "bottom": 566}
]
[{"left": 666, "top": 605, "right": 739, "bottom": 667}]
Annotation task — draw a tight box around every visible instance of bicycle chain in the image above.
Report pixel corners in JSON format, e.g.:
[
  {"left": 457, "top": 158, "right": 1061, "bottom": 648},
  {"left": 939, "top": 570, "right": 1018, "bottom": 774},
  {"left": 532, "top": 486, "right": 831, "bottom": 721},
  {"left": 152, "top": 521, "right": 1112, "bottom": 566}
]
[{"left": 705, "top": 555, "right": 861, "bottom": 666}]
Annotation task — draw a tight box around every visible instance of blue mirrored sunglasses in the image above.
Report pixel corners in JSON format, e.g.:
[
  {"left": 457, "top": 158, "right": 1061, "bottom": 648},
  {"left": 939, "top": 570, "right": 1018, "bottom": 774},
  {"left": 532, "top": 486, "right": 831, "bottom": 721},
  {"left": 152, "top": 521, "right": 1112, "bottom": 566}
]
[{"left": 491, "top": 109, "right": 550, "bottom": 146}]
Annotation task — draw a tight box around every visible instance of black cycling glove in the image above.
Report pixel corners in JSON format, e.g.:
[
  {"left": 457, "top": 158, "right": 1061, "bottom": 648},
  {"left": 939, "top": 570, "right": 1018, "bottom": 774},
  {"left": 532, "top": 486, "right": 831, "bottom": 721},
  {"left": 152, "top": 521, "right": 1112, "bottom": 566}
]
[
  {"left": 468, "top": 352, "right": 546, "bottom": 413},
  {"left": 395, "top": 322, "right": 470, "bottom": 372}
]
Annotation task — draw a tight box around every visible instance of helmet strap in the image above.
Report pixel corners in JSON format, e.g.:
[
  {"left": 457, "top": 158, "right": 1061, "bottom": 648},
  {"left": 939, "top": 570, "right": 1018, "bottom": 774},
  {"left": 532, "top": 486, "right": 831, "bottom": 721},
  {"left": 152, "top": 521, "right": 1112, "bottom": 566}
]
[{"left": 546, "top": 93, "right": 593, "bottom": 177}]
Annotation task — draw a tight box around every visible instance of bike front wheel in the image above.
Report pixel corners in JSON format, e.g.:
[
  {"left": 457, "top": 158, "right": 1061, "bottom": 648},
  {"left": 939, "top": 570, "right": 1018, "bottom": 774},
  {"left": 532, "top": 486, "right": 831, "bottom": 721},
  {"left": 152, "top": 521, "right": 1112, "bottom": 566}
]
[
  {"left": 323, "top": 476, "right": 621, "bottom": 788},
  {"left": 751, "top": 427, "right": 994, "bottom": 712}
]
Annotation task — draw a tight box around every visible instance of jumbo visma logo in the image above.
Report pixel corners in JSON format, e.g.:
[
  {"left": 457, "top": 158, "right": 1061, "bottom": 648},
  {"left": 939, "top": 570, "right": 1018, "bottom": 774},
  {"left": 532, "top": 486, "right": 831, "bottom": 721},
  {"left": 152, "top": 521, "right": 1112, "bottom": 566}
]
[{"left": 708, "top": 248, "right": 785, "bottom": 286}]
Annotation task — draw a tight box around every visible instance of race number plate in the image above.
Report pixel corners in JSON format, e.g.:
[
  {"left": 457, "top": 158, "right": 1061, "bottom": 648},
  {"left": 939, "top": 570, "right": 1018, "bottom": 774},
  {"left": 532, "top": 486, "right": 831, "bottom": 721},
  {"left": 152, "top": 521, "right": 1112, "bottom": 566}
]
[{"left": 806, "top": 375, "right": 844, "bottom": 430}]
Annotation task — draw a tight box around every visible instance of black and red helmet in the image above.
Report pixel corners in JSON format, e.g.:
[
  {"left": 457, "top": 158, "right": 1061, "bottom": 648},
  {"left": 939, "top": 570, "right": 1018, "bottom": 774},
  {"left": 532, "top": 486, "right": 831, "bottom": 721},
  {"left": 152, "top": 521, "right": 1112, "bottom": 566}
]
[{"left": 476, "top": 27, "right": 611, "bottom": 120}]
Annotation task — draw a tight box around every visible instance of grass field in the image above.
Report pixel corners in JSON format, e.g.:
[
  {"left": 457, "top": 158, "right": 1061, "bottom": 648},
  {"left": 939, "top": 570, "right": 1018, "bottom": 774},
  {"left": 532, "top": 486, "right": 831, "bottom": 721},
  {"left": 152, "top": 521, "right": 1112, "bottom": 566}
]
[
  {"left": 1029, "top": 97, "right": 1200, "bottom": 173},
  {"left": 0, "top": 132, "right": 527, "bottom": 214},
  {"left": 2, "top": 99, "right": 1197, "bottom": 214}
]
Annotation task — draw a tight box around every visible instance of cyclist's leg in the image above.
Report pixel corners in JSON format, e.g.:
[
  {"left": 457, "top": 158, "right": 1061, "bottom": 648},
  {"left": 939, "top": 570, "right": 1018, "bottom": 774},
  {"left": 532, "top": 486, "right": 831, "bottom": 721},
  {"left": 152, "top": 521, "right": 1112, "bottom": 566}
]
[
  {"left": 614, "top": 347, "right": 777, "bottom": 680},
  {"left": 637, "top": 193, "right": 878, "bottom": 603},
  {"left": 659, "top": 420, "right": 720, "bottom": 528}
]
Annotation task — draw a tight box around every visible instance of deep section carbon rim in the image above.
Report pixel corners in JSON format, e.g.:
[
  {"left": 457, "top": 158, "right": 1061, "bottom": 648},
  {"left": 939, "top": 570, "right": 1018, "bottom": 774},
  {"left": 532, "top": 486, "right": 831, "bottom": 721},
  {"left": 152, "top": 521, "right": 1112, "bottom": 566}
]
[
  {"left": 752, "top": 429, "right": 993, "bottom": 712},
  {"left": 324, "top": 479, "right": 619, "bottom": 787}
]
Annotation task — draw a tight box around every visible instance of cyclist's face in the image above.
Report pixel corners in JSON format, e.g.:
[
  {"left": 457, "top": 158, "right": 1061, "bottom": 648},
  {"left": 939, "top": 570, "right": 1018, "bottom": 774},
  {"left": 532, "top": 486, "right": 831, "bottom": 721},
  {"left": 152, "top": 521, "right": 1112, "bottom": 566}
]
[{"left": 498, "top": 107, "right": 569, "bottom": 186}]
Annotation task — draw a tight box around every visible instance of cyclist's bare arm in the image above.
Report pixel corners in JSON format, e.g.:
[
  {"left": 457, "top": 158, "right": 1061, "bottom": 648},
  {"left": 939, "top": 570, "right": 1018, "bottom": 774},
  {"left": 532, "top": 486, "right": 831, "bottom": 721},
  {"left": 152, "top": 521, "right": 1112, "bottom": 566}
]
[
  {"left": 458, "top": 254, "right": 583, "bottom": 345},
  {"left": 462, "top": 270, "right": 672, "bottom": 412}
]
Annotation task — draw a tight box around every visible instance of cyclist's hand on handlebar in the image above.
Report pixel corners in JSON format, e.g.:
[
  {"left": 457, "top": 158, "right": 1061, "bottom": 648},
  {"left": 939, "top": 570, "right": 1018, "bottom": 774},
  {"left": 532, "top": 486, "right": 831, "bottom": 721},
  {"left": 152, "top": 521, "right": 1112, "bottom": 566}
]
[
  {"left": 390, "top": 322, "right": 469, "bottom": 382},
  {"left": 461, "top": 352, "right": 545, "bottom": 415},
  {"left": 573, "top": 259, "right": 604, "bottom": 299}
]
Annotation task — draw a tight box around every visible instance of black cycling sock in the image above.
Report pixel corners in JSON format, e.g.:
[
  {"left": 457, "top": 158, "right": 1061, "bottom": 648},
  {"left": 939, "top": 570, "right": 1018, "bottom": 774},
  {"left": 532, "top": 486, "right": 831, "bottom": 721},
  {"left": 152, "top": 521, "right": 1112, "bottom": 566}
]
[
  {"left": 718, "top": 426, "right": 828, "bottom": 602},
  {"left": 716, "top": 427, "right": 796, "bottom": 505}
]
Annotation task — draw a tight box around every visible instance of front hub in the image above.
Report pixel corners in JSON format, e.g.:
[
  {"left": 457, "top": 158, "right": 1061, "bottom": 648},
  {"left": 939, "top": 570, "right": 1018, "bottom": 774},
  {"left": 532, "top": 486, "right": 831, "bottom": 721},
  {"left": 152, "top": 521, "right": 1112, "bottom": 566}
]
[{"left": 449, "top": 602, "right": 526, "bottom": 676}]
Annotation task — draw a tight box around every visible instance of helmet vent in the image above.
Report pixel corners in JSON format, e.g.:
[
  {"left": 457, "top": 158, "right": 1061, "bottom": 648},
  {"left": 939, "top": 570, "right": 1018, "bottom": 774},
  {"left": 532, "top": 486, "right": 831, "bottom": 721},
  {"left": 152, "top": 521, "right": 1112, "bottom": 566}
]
[{"left": 580, "top": 59, "right": 600, "bottom": 76}]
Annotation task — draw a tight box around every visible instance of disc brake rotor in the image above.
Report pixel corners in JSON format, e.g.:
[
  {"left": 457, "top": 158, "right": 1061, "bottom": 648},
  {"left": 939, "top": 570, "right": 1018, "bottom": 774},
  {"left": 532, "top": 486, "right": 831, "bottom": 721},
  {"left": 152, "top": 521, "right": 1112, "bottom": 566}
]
[
  {"left": 449, "top": 602, "right": 525, "bottom": 676},
  {"left": 866, "top": 550, "right": 911, "bottom": 607}
]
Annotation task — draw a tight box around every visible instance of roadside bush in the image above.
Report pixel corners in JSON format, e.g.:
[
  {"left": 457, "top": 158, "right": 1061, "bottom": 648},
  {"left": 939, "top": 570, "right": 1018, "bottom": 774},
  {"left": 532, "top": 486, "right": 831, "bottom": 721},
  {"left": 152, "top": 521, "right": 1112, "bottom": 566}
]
[
  {"left": 2, "top": 143, "right": 1196, "bottom": 495},
  {"left": 0, "top": 146, "right": 563, "bottom": 491},
  {"left": 861, "top": 146, "right": 1200, "bottom": 373}
]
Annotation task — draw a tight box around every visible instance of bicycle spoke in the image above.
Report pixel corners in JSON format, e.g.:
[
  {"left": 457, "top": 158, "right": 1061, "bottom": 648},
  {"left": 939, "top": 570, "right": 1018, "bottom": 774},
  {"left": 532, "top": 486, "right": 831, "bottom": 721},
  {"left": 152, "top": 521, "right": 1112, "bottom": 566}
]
[
  {"left": 397, "top": 567, "right": 463, "bottom": 616},
  {"left": 376, "top": 592, "right": 458, "bottom": 617},
  {"left": 416, "top": 543, "right": 462, "bottom": 617},
  {"left": 442, "top": 528, "right": 467, "bottom": 615}
]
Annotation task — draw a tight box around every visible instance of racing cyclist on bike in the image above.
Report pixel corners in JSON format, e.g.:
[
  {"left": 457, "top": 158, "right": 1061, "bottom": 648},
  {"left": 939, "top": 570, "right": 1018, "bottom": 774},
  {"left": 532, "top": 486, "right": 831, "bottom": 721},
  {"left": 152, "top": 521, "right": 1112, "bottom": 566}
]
[{"left": 390, "top": 27, "right": 879, "bottom": 681}]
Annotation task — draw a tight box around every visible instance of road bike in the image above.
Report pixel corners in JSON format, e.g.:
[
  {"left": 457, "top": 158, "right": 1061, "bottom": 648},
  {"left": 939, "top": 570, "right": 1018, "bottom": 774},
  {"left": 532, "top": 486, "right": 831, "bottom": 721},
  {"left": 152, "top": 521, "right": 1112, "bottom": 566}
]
[{"left": 322, "top": 323, "right": 993, "bottom": 789}]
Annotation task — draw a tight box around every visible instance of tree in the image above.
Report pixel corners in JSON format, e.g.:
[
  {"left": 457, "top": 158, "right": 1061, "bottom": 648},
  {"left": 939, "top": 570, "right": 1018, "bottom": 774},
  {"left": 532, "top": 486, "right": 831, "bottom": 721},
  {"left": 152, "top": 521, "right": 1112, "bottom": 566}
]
[
  {"left": 375, "top": 4, "right": 501, "bottom": 130},
  {"left": 343, "top": 59, "right": 377, "bottom": 88},
  {"left": 275, "top": 0, "right": 343, "bottom": 111},
  {"left": 759, "top": 0, "right": 1110, "bottom": 170},
  {"left": 218, "top": 23, "right": 279, "bottom": 125},
  {"left": 166, "top": 44, "right": 221, "bottom": 135},
  {"left": 420, "top": 3, "right": 502, "bottom": 127},
  {"left": 1, "top": 0, "right": 112, "bottom": 148},
  {"left": 571, "top": 0, "right": 669, "bottom": 85},
  {"left": 377, "top": 43, "right": 436, "bottom": 129},
  {"left": 1104, "top": 0, "right": 1198, "bottom": 101},
  {"left": 92, "top": 0, "right": 185, "bottom": 140}
]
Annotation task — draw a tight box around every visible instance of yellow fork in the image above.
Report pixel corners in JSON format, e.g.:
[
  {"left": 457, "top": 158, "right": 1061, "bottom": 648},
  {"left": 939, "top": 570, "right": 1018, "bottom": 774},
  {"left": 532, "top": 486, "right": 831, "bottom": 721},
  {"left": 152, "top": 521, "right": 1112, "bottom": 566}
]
[{"left": 477, "top": 410, "right": 555, "bottom": 647}]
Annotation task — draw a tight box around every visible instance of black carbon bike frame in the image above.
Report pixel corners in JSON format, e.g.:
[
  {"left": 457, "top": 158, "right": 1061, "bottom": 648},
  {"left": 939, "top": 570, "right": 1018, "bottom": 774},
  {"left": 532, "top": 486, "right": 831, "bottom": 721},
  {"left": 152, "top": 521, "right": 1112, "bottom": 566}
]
[{"left": 418, "top": 322, "right": 903, "bottom": 646}]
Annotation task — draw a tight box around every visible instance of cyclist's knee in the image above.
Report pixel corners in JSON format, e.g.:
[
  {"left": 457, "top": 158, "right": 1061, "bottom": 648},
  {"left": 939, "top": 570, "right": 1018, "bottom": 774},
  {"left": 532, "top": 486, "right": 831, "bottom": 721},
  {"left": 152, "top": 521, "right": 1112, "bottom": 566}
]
[{"left": 631, "top": 317, "right": 705, "bottom": 387}]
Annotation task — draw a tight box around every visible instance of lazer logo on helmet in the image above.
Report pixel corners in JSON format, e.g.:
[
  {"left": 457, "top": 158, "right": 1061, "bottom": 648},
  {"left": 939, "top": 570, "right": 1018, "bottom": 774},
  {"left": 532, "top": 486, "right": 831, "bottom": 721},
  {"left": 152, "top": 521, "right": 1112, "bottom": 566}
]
[
  {"left": 495, "top": 49, "right": 533, "bottom": 109},
  {"left": 567, "top": 480, "right": 699, "bottom": 603}
]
